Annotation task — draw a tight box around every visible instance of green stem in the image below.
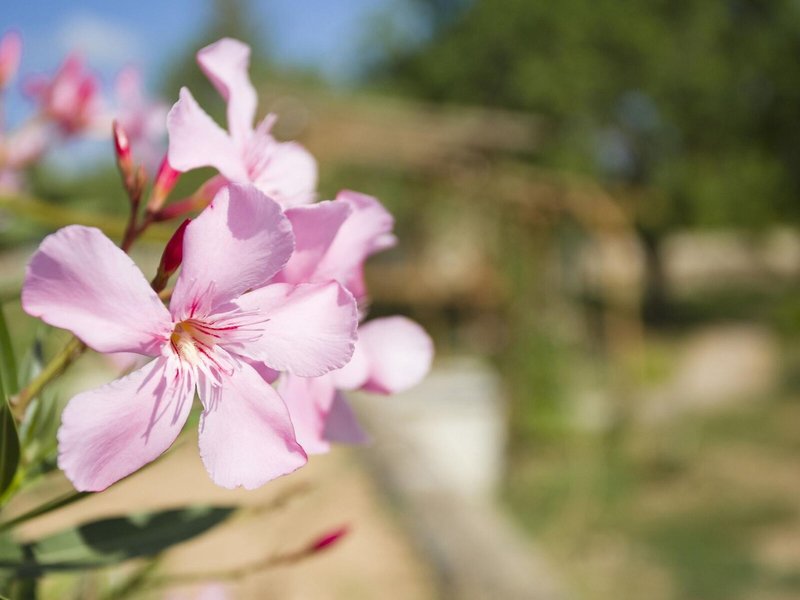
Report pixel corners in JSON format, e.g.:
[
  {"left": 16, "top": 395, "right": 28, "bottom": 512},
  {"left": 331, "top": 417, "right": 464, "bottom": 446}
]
[
  {"left": 10, "top": 337, "right": 86, "bottom": 423},
  {"left": 0, "top": 489, "right": 88, "bottom": 533}
]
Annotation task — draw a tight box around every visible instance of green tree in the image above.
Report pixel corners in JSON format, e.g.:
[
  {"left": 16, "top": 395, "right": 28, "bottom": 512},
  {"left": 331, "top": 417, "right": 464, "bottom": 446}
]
[{"left": 374, "top": 0, "right": 800, "bottom": 316}]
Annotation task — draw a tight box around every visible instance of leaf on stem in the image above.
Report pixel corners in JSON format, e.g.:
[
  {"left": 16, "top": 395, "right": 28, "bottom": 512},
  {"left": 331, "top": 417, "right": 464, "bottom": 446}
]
[
  {"left": 0, "top": 505, "right": 235, "bottom": 577},
  {"left": 0, "top": 306, "right": 18, "bottom": 396},
  {"left": 0, "top": 369, "right": 20, "bottom": 501}
]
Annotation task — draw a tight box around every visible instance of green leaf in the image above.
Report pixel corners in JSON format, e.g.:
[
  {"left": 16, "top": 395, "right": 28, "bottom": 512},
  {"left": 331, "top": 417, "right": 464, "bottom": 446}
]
[
  {"left": 0, "top": 306, "right": 18, "bottom": 396},
  {"left": 19, "top": 394, "right": 60, "bottom": 472},
  {"left": 0, "top": 505, "right": 235, "bottom": 576},
  {"left": 0, "top": 375, "right": 20, "bottom": 500}
]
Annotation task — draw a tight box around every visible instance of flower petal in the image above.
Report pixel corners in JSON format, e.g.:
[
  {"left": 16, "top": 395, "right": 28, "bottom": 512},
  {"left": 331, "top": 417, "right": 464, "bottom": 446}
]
[
  {"left": 330, "top": 337, "right": 370, "bottom": 390},
  {"left": 358, "top": 316, "right": 433, "bottom": 394},
  {"left": 22, "top": 226, "right": 172, "bottom": 355},
  {"left": 316, "top": 190, "right": 396, "bottom": 301},
  {"left": 323, "top": 391, "right": 370, "bottom": 446},
  {"left": 166, "top": 87, "right": 248, "bottom": 181},
  {"left": 170, "top": 183, "right": 294, "bottom": 317},
  {"left": 196, "top": 38, "right": 257, "bottom": 144},
  {"left": 235, "top": 282, "right": 358, "bottom": 377},
  {"left": 253, "top": 140, "right": 318, "bottom": 208},
  {"left": 57, "top": 357, "right": 193, "bottom": 491},
  {"left": 277, "top": 374, "right": 336, "bottom": 454},
  {"left": 197, "top": 362, "right": 307, "bottom": 489},
  {"left": 276, "top": 200, "right": 352, "bottom": 285}
]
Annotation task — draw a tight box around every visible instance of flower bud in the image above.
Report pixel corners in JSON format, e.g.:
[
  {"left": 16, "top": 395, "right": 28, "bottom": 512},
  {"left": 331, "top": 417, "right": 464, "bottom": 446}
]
[
  {"left": 146, "top": 156, "right": 181, "bottom": 214},
  {"left": 152, "top": 218, "right": 190, "bottom": 291},
  {"left": 307, "top": 525, "right": 349, "bottom": 554},
  {"left": 112, "top": 120, "right": 133, "bottom": 180}
]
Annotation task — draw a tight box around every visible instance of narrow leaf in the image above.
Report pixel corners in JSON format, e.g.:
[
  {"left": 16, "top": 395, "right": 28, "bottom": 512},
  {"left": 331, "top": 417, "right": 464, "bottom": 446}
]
[
  {"left": 0, "top": 506, "right": 235, "bottom": 575},
  {"left": 0, "top": 306, "right": 17, "bottom": 396},
  {"left": 0, "top": 372, "right": 20, "bottom": 500}
]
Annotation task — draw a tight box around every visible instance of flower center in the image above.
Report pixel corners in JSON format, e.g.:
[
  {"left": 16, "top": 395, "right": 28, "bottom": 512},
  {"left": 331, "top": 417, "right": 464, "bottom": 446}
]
[{"left": 169, "top": 320, "right": 217, "bottom": 366}]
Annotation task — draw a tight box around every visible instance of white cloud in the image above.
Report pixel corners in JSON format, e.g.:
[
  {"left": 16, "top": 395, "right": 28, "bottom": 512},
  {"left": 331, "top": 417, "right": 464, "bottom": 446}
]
[{"left": 57, "top": 13, "right": 142, "bottom": 69}]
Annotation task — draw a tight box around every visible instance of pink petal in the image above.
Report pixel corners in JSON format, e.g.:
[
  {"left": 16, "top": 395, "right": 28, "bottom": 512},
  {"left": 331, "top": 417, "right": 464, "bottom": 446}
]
[
  {"left": 170, "top": 183, "right": 294, "bottom": 317},
  {"left": 358, "top": 317, "right": 433, "bottom": 394},
  {"left": 197, "top": 362, "right": 307, "bottom": 489},
  {"left": 196, "top": 38, "right": 257, "bottom": 145},
  {"left": 22, "top": 226, "right": 172, "bottom": 355},
  {"left": 323, "top": 391, "right": 370, "bottom": 445},
  {"left": 235, "top": 282, "right": 358, "bottom": 377},
  {"left": 58, "top": 358, "right": 193, "bottom": 491},
  {"left": 277, "top": 374, "right": 336, "bottom": 454},
  {"left": 316, "top": 190, "right": 396, "bottom": 301},
  {"left": 166, "top": 87, "right": 248, "bottom": 181},
  {"left": 246, "top": 358, "right": 279, "bottom": 385},
  {"left": 253, "top": 140, "right": 318, "bottom": 208},
  {"left": 330, "top": 338, "right": 370, "bottom": 390},
  {"left": 276, "top": 200, "right": 352, "bottom": 285}
]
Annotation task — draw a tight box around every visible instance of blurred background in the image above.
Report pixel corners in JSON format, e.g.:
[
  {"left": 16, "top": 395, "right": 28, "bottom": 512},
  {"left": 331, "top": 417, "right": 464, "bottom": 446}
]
[{"left": 4, "top": 1, "right": 800, "bottom": 598}]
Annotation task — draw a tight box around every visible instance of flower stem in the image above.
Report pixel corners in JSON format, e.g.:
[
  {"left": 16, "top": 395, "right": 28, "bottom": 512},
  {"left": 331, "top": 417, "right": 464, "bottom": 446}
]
[{"left": 10, "top": 336, "right": 86, "bottom": 422}]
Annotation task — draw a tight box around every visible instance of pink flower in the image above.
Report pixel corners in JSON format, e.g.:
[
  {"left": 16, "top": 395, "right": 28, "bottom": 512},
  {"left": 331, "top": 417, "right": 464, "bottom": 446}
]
[
  {"left": 167, "top": 38, "right": 318, "bottom": 208},
  {"left": 0, "top": 122, "right": 48, "bottom": 192},
  {"left": 268, "top": 190, "right": 432, "bottom": 454},
  {"left": 280, "top": 316, "right": 433, "bottom": 454},
  {"left": 113, "top": 66, "right": 168, "bottom": 172},
  {"left": 0, "top": 30, "right": 22, "bottom": 89},
  {"left": 275, "top": 190, "right": 397, "bottom": 306},
  {"left": 25, "top": 54, "right": 102, "bottom": 135},
  {"left": 22, "top": 183, "right": 358, "bottom": 491}
]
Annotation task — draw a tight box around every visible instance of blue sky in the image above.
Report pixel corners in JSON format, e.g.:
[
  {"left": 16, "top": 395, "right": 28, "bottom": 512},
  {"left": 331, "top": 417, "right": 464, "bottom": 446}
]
[
  {"left": 2, "top": 0, "right": 426, "bottom": 170},
  {"left": 3, "top": 0, "right": 422, "bottom": 123}
]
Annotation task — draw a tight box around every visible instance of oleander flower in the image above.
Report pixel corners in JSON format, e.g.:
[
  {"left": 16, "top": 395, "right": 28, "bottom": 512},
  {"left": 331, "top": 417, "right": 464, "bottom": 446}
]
[
  {"left": 22, "top": 183, "right": 358, "bottom": 491},
  {"left": 25, "top": 54, "right": 102, "bottom": 135},
  {"left": 268, "top": 190, "right": 432, "bottom": 453},
  {"left": 167, "top": 38, "right": 317, "bottom": 208},
  {"left": 274, "top": 189, "right": 396, "bottom": 306},
  {"left": 280, "top": 316, "right": 433, "bottom": 453}
]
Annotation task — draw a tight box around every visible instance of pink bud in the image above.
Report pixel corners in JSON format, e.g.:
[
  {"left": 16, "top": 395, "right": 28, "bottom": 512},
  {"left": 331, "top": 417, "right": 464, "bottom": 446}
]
[
  {"left": 113, "top": 120, "right": 131, "bottom": 165},
  {"left": 307, "top": 525, "right": 349, "bottom": 554},
  {"left": 0, "top": 31, "right": 22, "bottom": 89},
  {"left": 147, "top": 156, "right": 181, "bottom": 213},
  {"left": 160, "top": 219, "right": 190, "bottom": 277}
]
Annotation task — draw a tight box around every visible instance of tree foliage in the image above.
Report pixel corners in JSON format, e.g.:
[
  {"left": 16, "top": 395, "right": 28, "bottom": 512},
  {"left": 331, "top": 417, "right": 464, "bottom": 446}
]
[{"left": 376, "top": 0, "right": 800, "bottom": 234}]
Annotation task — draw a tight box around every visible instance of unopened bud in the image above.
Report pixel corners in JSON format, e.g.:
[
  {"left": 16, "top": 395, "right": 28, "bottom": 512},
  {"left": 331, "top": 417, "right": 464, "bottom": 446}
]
[
  {"left": 307, "top": 525, "right": 349, "bottom": 554},
  {"left": 147, "top": 156, "right": 181, "bottom": 214},
  {"left": 112, "top": 120, "right": 133, "bottom": 179},
  {"left": 152, "top": 219, "right": 190, "bottom": 291}
]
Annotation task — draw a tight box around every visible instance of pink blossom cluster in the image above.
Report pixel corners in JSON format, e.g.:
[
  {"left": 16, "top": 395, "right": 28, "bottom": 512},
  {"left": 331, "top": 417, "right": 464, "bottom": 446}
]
[
  {"left": 0, "top": 30, "right": 167, "bottom": 193},
  {"left": 21, "top": 38, "right": 433, "bottom": 491}
]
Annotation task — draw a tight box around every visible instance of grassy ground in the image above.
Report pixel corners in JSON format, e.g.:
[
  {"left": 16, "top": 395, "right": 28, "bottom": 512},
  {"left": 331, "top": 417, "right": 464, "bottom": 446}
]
[{"left": 506, "top": 330, "right": 800, "bottom": 600}]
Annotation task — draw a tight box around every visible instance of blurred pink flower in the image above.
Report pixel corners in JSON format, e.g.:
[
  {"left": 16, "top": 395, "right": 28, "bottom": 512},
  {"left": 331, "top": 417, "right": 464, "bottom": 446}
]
[
  {"left": 113, "top": 66, "right": 168, "bottom": 172},
  {"left": 167, "top": 38, "right": 317, "bottom": 208},
  {"left": 0, "top": 30, "right": 22, "bottom": 89},
  {"left": 25, "top": 54, "right": 102, "bottom": 135},
  {"left": 0, "top": 122, "right": 48, "bottom": 192},
  {"left": 22, "top": 183, "right": 358, "bottom": 491},
  {"left": 269, "top": 190, "right": 432, "bottom": 453}
]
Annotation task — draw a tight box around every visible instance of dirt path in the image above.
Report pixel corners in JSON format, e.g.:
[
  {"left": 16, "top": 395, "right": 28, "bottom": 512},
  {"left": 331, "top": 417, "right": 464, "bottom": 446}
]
[{"left": 9, "top": 434, "right": 438, "bottom": 599}]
